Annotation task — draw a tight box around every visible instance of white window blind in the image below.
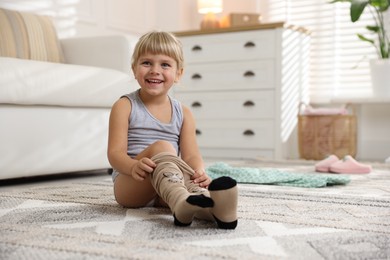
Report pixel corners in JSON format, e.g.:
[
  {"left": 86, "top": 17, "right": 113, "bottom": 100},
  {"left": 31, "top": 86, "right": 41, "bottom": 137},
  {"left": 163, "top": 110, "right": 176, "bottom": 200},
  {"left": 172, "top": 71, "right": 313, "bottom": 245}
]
[{"left": 265, "top": 0, "right": 378, "bottom": 103}]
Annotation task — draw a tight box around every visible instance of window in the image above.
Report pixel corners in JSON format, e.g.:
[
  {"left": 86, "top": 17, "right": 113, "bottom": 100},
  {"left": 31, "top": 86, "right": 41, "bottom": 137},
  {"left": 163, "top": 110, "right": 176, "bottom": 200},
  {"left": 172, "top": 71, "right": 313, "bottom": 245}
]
[{"left": 264, "top": 0, "right": 379, "bottom": 103}]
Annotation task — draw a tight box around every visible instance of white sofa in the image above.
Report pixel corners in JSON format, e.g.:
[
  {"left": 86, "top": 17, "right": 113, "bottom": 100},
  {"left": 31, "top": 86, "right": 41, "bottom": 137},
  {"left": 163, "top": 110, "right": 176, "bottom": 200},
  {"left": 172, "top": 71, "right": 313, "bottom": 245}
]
[{"left": 0, "top": 35, "right": 139, "bottom": 180}]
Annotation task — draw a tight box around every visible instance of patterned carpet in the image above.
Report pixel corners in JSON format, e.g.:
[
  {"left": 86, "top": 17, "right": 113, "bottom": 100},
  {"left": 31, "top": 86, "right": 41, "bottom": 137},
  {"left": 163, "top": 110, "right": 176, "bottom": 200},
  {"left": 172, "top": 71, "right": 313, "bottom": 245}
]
[{"left": 0, "top": 160, "right": 389, "bottom": 259}]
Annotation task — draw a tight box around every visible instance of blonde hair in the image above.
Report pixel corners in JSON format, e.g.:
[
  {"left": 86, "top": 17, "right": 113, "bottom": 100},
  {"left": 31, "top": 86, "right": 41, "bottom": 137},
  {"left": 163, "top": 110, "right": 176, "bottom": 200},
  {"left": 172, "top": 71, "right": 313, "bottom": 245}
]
[{"left": 131, "top": 31, "right": 184, "bottom": 70}]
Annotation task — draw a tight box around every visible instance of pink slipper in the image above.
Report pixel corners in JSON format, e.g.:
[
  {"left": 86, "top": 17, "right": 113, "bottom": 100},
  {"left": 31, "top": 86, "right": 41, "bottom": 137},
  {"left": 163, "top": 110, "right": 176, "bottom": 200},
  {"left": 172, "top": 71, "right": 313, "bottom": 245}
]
[
  {"left": 315, "top": 155, "right": 339, "bottom": 172},
  {"left": 329, "top": 155, "right": 372, "bottom": 174}
]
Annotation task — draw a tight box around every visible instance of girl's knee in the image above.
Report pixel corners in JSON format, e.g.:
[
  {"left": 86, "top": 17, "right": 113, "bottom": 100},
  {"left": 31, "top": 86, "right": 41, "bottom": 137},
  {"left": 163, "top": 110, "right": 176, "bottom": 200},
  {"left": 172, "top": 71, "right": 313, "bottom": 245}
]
[{"left": 113, "top": 174, "right": 156, "bottom": 208}]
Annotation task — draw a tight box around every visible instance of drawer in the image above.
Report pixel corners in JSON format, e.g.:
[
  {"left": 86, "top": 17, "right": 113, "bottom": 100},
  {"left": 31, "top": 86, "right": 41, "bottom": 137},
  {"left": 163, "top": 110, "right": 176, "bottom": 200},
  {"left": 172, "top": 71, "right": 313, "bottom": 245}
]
[
  {"left": 178, "top": 60, "right": 275, "bottom": 91},
  {"left": 195, "top": 119, "right": 274, "bottom": 149},
  {"left": 175, "top": 90, "right": 275, "bottom": 119},
  {"left": 180, "top": 30, "right": 276, "bottom": 63}
]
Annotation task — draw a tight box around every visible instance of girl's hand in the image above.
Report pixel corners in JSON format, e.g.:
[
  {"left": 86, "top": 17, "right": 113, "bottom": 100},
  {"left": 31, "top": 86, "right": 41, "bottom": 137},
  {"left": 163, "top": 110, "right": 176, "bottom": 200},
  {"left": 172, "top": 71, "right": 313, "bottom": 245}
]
[
  {"left": 130, "top": 157, "right": 156, "bottom": 181},
  {"left": 192, "top": 169, "right": 211, "bottom": 188}
]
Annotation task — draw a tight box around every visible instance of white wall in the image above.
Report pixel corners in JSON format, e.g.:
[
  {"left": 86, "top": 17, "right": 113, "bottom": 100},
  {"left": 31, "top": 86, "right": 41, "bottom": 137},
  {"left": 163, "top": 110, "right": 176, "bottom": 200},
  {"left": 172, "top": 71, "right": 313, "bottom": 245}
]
[
  {"left": 1, "top": 0, "right": 388, "bottom": 162},
  {"left": 356, "top": 104, "right": 390, "bottom": 161},
  {"left": 0, "top": 0, "right": 262, "bottom": 38}
]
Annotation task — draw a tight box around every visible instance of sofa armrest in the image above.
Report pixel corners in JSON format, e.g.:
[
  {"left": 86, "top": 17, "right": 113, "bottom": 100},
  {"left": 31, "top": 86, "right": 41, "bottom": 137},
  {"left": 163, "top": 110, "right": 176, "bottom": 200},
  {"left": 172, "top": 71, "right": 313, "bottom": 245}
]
[{"left": 60, "top": 35, "right": 137, "bottom": 73}]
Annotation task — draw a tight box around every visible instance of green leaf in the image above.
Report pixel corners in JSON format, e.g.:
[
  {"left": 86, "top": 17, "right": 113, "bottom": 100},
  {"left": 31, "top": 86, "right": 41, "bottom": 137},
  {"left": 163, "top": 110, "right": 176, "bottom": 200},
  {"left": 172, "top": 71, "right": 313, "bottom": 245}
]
[
  {"left": 366, "top": 25, "right": 379, "bottom": 32},
  {"left": 357, "top": 33, "right": 375, "bottom": 44},
  {"left": 370, "top": 0, "right": 389, "bottom": 10},
  {"left": 350, "top": 0, "right": 369, "bottom": 22}
]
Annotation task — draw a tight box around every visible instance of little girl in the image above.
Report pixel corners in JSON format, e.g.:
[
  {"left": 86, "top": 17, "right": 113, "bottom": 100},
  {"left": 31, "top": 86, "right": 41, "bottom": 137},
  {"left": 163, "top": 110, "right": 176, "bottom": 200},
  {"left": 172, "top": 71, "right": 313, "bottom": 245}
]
[{"left": 107, "top": 31, "right": 238, "bottom": 229}]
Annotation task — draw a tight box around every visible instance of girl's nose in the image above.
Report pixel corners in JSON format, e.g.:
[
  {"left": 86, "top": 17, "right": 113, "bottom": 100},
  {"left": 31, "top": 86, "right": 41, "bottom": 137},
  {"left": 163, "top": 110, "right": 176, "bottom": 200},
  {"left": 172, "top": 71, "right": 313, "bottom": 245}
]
[{"left": 150, "top": 64, "right": 161, "bottom": 74}]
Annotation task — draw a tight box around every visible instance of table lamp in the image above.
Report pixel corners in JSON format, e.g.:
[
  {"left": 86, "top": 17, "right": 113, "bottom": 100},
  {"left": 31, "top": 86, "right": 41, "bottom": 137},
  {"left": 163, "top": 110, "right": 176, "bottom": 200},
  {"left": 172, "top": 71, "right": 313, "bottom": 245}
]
[{"left": 197, "top": 0, "right": 223, "bottom": 30}]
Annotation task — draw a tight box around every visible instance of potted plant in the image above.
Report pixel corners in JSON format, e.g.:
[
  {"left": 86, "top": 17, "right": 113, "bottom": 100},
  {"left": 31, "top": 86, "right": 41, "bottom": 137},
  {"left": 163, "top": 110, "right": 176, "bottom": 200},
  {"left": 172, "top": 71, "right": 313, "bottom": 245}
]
[{"left": 331, "top": 0, "right": 390, "bottom": 97}]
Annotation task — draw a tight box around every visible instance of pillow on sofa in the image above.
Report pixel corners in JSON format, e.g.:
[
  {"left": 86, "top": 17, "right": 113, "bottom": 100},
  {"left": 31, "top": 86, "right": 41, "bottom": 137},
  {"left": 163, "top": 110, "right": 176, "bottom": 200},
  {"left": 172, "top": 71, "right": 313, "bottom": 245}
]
[{"left": 0, "top": 8, "right": 64, "bottom": 63}]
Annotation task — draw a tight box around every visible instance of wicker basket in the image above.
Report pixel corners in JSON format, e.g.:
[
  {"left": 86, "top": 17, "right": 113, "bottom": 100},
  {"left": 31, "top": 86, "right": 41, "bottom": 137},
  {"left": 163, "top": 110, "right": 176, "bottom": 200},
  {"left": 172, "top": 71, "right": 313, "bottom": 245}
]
[{"left": 298, "top": 106, "right": 357, "bottom": 160}]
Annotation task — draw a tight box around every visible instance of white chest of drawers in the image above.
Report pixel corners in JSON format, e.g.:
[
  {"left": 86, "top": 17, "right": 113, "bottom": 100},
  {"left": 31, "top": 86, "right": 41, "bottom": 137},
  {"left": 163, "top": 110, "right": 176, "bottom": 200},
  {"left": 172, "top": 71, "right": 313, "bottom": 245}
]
[{"left": 175, "top": 23, "right": 310, "bottom": 159}]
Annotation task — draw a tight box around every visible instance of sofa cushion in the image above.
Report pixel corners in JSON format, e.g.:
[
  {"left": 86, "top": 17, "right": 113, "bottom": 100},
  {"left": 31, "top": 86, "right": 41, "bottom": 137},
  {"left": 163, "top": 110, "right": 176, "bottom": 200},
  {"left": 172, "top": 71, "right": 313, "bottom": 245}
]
[
  {"left": 0, "top": 57, "right": 137, "bottom": 107},
  {"left": 0, "top": 8, "right": 64, "bottom": 63}
]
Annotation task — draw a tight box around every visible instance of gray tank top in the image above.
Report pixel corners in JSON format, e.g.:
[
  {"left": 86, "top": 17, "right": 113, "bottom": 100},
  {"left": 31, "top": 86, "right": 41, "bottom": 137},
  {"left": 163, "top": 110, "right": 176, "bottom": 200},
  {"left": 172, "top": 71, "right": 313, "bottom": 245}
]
[{"left": 123, "top": 90, "right": 183, "bottom": 157}]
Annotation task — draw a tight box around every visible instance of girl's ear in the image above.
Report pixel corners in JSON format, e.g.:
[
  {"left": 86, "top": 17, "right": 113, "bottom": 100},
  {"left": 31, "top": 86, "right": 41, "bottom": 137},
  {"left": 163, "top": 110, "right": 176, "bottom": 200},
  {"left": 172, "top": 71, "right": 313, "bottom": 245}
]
[
  {"left": 175, "top": 68, "right": 184, "bottom": 83},
  {"left": 132, "top": 66, "right": 137, "bottom": 79}
]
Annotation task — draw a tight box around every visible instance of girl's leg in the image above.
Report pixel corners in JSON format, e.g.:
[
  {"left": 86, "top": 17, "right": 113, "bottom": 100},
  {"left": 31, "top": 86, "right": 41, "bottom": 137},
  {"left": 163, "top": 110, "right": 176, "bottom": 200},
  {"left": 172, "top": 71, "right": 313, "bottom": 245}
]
[
  {"left": 114, "top": 174, "right": 156, "bottom": 208},
  {"left": 150, "top": 152, "right": 214, "bottom": 226},
  {"left": 149, "top": 152, "right": 237, "bottom": 228},
  {"left": 176, "top": 157, "right": 238, "bottom": 229},
  {"left": 113, "top": 140, "right": 177, "bottom": 208}
]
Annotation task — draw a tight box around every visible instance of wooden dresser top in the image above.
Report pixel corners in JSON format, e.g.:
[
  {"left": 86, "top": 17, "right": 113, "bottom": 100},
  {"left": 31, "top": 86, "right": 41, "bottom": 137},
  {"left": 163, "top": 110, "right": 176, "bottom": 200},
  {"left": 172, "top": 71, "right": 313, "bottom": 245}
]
[{"left": 174, "top": 22, "right": 309, "bottom": 37}]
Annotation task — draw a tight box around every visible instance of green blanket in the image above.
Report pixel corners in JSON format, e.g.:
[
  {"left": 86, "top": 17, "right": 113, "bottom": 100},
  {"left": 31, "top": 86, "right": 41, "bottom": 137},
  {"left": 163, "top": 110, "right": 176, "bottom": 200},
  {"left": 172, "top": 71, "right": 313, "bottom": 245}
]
[{"left": 206, "top": 162, "right": 350, "bottom": 188}]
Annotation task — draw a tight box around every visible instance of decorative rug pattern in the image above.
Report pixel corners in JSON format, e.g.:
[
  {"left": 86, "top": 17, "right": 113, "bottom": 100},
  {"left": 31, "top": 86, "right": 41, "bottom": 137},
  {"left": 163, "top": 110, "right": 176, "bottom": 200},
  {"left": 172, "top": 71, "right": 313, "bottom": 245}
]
[{"left": 0, "top": 161, "right": 389, "bottom": 259}]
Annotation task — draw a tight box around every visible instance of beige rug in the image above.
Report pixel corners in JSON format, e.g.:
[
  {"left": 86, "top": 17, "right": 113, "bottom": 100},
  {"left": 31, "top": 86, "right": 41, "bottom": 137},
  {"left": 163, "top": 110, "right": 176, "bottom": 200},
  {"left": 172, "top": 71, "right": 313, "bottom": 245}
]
[{"left": 0, "top": 160, "right": 389, "bottom": 259}]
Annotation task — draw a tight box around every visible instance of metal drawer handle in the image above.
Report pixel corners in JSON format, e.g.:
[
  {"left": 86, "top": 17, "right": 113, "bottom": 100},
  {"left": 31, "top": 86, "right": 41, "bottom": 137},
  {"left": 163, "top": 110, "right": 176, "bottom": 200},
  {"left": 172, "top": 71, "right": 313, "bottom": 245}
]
[
  {"left": 243, "top": 100, "right": 255, "bottom": 107},
  {"left": 192, "top": 73, "right": 202, "bottom": 80},
  {"left": 243, "top": 129, "right": 255, "bottom": 136},
  {"left": 196, "top": 129, "right": 202, "bottom": 135},
  {"left": 191, "top": 101, "right": 202, "bottom": 108},
  {"left": 192, "top": 45, "right": 202, "bottom": 51},
  {"left": 243, "top": 71, "right": 255, "bottom": 77},
  {"left": 244, "top": 41, "right": 256, "bottom": 48}
]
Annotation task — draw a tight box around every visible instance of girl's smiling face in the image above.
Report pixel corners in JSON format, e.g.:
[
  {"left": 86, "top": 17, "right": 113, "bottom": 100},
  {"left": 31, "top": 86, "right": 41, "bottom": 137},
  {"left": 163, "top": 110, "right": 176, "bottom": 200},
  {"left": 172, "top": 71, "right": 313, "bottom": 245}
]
[{"left": 133, "top": 53, "right": 183, "bottom": 97}]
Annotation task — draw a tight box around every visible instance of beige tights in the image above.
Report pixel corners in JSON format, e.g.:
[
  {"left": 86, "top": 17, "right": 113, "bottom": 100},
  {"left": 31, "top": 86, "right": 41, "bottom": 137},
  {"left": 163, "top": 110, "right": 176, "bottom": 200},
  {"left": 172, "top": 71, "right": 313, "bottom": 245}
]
[{"left": 150, "top": 152, "right": 238, "bottom": 229}]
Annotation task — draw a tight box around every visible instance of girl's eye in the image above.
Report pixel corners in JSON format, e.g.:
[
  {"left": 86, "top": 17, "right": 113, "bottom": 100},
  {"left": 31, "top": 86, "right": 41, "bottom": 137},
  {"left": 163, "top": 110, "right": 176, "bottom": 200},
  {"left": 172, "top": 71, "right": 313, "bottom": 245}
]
[
  {"left": 141, "top": 61, "right": 151, "bottom": 66},
  {"left": 161, "top": 63, "right": 171, "bottom": 68}
]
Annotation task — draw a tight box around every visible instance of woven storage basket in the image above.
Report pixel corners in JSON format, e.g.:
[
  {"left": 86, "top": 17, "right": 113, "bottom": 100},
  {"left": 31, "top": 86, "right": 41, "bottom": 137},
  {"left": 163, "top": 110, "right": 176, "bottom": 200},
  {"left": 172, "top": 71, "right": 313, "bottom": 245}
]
[{"left": 298, "top": 106, "right": 357, "bottom": 160}]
